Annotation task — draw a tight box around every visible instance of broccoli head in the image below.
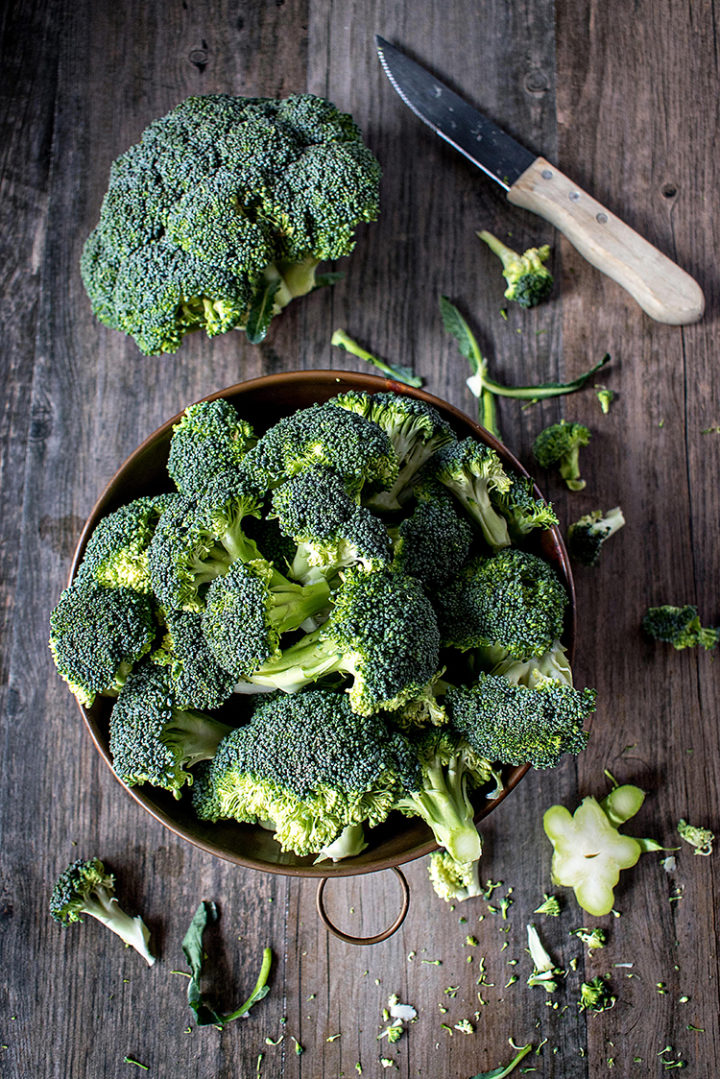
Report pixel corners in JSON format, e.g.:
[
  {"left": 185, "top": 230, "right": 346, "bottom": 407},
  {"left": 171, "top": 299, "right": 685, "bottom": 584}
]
[
  {"left": 389, "top": 483, "right": 473, "bottom": 590},
  {"left": 491, "top": 476, "right": 558, "bottom": 539},
  {"left": 49, "top": 578, "right": 156, "bottom": 707},
  {"left": 532, "top": 421, "right": 591, "bottom": 491},
  {"left": 109, "top": 661, "right": 233, "bottom": 797},
  {"left": 192, "top": 688, "right": 417, "bottom": 855},
  {"left": 49, "top": 857, "right": 155, "bottom": 965},
  {"left": 167, "top": 399, "right": 256, "bottom": 496},
  {"left": 567, "top": 507, "right": 625, "bottom": 566},
  {"left": 154, "top": 608, "right": 237, "bottom": 710},
  {"left": 425, "top": 438, "right": 512, "bottom": 549},
  {"left": 477, "top": 230, "right": 553, "bottom": 308},
  {"left": 81, "top": 93, "right": 381, "bottom": 353},
  {"left": 76, "top": 495, "right": 172, "bottom": 593},
  {"left": 642, "top": 604, "right": 719, "bottom": 650}
]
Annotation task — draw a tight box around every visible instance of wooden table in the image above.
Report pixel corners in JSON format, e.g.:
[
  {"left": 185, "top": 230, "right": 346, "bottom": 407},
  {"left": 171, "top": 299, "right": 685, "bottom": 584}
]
[{"left": 2, "top": 1, "right": 718, "bottom": 1075}]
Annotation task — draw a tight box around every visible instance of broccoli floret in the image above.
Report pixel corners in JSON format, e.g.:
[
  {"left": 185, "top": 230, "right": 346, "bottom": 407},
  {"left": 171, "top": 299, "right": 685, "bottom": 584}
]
[
  {"left": 192, "top": 688, "right": 416, "bottom": 855},
  {"left": 677, "top": 818, "right": 715, "bottom": 855},
  {"left": 477, "top": 230, "right": 553, "bottom": 308},
  {"left": 435, "top": 549, "right": 568, "bottom": 663},
  {"left": 570, "top": 926, "right": 607, "bottom": 952},
  {"left": 329, "top": 390, "right": 456, "bottom": 510},
  {"left": 393, "top": 728, "right": 491, "bottom": 863},
  {"left": 567, "top": 507, "right": 625, "bottom": 566},
  {"left": 270, "top": 465, "right": 392, "bottom": 584},
  {"left": 446, "top": 673, "right": 594, "bottom": 770},
  {"left": 491, "top": 476, "right": 558, "bottom": 539},
  {"left": 389, "top": 484, "right": 473, "bottom": 590},
  {"left": 49, "top": 857, "right": 155, "bottom": 966},
  {"left": 532, "top": 421, "right": 591, "bottom": 491},
  {"left": 427, "top": 850, "right": 482, "bottom": 902},
  {"left": 49, "top": 578, "right": 156, "bottom": 707},
  {"left": 77, "top": 495, "right": 172, "bottom": 593},
  {"left": 425, "top": 438, "right": 512, "bottom": 549},
  {"left": 109, "top": 662, "right": 233, "bottom": 797},
  {"left": 490, "top": 639, "right": 574, "bottom": 688},
  {"left": 235, "top": 567, "right": 441, "bottom": 716},
  {"left": 642, "top": 605, "right": 719, "bottom": 650},
  {"left": 154, "top": 608, "right": 237, "bottom": 710},
  {"left": 201, "top": 558, "right": 331, "bottom": 680},
  {"left": 578, "top": 976, "right": 616, "bottom": 1013},
  {"left": 242, "top": 402, "right": 398, "bottom": 498},
  {"left": 167, "top": 399, "right": 256, "bottom": 496},
  {"left": 147, "top": 474, "right": 264, "bottom": 611},
  {"left": 80, "top": 94, "right": 381, "bottom": 354}
]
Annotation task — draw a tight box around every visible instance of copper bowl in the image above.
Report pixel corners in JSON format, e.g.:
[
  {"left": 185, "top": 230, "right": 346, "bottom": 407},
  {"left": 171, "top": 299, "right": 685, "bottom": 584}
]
[{"left": 71, "top": 370, "right": 575, "bottom": 884}]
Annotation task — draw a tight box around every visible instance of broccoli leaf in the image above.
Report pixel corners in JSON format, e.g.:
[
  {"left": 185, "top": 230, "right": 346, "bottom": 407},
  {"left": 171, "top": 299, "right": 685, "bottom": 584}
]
[{"left": 246, "top": 279, "right": 281, "bottom": 345}]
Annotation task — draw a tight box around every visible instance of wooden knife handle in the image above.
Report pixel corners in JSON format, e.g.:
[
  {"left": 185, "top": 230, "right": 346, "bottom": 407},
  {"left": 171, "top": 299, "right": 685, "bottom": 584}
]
[{"left": 507, "top": 157, "right": 704, "bottom": 325}]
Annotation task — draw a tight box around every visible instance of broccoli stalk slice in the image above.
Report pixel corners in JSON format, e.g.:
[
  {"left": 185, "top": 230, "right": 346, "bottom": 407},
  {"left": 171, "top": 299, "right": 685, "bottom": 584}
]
[
  {"left": 477, "top": 230, "right": 553, "bottom": 308},
  {"left": 331, "top": 329, "right": 423, "bottom": 388},
  {"left": 395, "top": 756, "right": 483, "bottom": 863}
]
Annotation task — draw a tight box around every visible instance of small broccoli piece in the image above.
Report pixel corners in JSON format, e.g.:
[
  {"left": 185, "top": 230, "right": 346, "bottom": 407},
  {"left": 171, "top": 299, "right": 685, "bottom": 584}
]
[
  {"left": 242, "top": 402, "right": 398, "bottom": 499},
  {"left": 435, "top": 549, "right": 569, "bottom": 663},
  {"left": 526, "top": 923, "right": 564, "bottom": 992},
  {"left": 154, "top": 608, "right": 237, "bottom": 710},
  {"left": 567, "top": 507, "right": 625, "bottom": 566},
  {"left": 329, "top": 390, "right": 456, "bottom": 511},
  {"left": 446, "top": 674, "right": 593, "bottom": 770},
  {"left": 393, "top": 728, "right": 491, "bottom": 863},
  {"left": 234, "top": 567, "right": 441, "bottom": 716},
  {"left": 109, "top": 662, "right": 233, "bottom": 797},
  {"left": 477, "top": 230, "right": 553, "bottom": 308},
  {"left": 534, "top": 894, "right": 561, "bottom": 916},
  {"left": 677, "top": 818, "right": 715, "bottom": 856},
  {"left": 49, "top": 857, "right": 155, "bottom": 966},
  {"left": 532, "top": 420, "right": 591, "bottom": 491},
  {"left": 270, "top": 465, "right": 392, "bottom": 584},
  {"left": 570, "top": 926, "right": 607, "bottom": 952},
  {"left": 147, "top": 474, "right": 264, "bottom": 611},
  {"left": 201, "top": 558, "right": 331, "bottom": 680},
  {"left": 642, "top": 605, "right": 719, "bottom": 650},
  {"left": 81, "top": 93, "right": 381, "bottom": 354},
  {"left": 595, "top": 385, "right": 614, "bottom": 413},
  {"left": 193, "top": 688, "right": 416, "bottom": 855},
  {"left": 49, "top": 578, "right": 156, "bottom": 707},
  {"left": 389, "top": 483, "right": 473, "bottom": 590},
  {"left": 428, "top": 850, "right": 482, "bottom": 902},
  {"left": 491, "top": 476, "right": 558, "bottom": 539},
  {"left": 330, "top": 329, "right": 423, "bottom": 388},
  {"left": 167, "top": 399, "right": 256, "bottom": 496},
  {"left": 425, "top": 438, "right": 512, "bottom": 548},
  {"left": 578, "top": 975, "right": 616, "bottom": 1013},
  {"left": 77, "top": 495, "right": 172, "bottom": 593}
]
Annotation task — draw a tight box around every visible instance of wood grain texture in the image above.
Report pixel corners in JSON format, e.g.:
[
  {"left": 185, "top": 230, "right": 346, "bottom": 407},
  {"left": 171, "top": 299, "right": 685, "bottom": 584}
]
[{"left": 1, "top": 0, "right": 718, "bottom": 1076}]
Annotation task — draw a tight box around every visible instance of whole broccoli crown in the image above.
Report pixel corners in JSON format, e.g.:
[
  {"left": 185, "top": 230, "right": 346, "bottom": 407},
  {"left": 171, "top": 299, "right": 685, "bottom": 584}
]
[
  {"left": 244, "top": 403, "right": 399, "bottom": 496},
  {"left": 430, "top": 438, "right": 511, "bottom": 491},
  {"left": 49, "top": 858, "right": 114, "bottom": 924},
  {"left": 392, "top": 490, "right": 473, "bottom": 590},
  {"left": 77, "top": 494, "right": 172, "bottom": 593},
  {"left": 567, "top": 508, "right": 625, "bottom": 567},
  {"left": 49, "top": 578, "right": 156, "bottom": 706},
  {"left": 162, "top": 608, "right": 236, "bottom": 710},
  {"left": 80, "top": 93, "right": 380, "bottom": 354},
  {"left": 532, "top": 421, "right": 591, "bottom": 469},
  {"left": 642, "top": 604, "right": 719, "bottom": 650},
  {"left": 446, "top": 674, "right": 594, "bottom": 769},
  {"left": 492, "top": 477, "right": 558, "bottom": 537},
  {"left": 436, "top": 549, "right": 568, "bottom": 659},
  {"left": 324, "top": 568, "right": 441, "bottom": 712},
  {"left": 201, "top": 559, "right": 280, "bottom": 679},
  {"left": 271, "top": 466, "right": 391, "bottom": 567},
  {"left": 167, "top": 399, "right": 256, "bottom": 496}
]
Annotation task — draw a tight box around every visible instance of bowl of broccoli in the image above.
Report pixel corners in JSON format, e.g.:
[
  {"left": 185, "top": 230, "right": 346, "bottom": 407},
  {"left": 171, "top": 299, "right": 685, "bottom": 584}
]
[{"left": 52, "top": 370, "right": 586, "bottom": 881}]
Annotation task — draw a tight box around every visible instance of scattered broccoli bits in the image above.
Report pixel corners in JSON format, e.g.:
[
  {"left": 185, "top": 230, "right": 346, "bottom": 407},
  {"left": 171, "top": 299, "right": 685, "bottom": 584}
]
[
  {"left": 477, "top": 230, "right": 554, "bottom": 308},
  {"left": 81, "top": 94, "right": 381, "bottom": 353}
]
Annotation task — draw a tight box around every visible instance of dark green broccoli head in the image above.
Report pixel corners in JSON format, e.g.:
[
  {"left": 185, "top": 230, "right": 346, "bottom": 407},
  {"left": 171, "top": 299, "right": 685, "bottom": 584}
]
[
  {"left": 80, "top": 93, "right": 380, "bottom": 354},
  {"left": 478, "top": 230, "right": 553, "bottom": 308},
  {"left": 49, "top": 578, "right": 156, "bottom": 707},
  {"left": 77, "top": 494, "right": 172, "bottom": 593},
  {"left": 532, "top": 421, "right": 591, "bottom": 491},
  {"left": 491, "top": 476, "right": 558, "bottom": 539},
  {"left": 49, "top": 857, "right": 115, "bottom": 925},
  {"left": 192, "top": 688, "right": 416, "bottom": 854},
  {"left": 243, "top": 402, "right": 399, "bottom": 498},
  {"left": 109, "top": 661, "right": 232, "bottom": 797},
  {"left": 158, "top": 608, "right": 237, "bottom": 710},
  {"left": 426, "top": 438, "right": 512, "bottom": 549},
  {"left": 270, "top": 465, "right": 392, "bottom": 582},
  {"left": 642, "top": 605, "right": 719, "bottom": 650},
  {"left": 446, "top": 673, "right": 594, "bottom": 769},
  {"left": 167, "top": 399, "right": 256, "bottom": 496},
  {"left": 435, "top": 548, "right": 568, "bottom": 661},
  {"left": 391, "top": 486, "right": 473, "bottom": 590},
  {"left": 567, "top": 507, "right": 625, "bottom": 566}
]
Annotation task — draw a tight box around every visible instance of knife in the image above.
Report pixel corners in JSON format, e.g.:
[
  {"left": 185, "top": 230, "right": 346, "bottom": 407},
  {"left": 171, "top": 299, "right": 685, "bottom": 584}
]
[{"left": 376, "top": 36, "right": 704, "bottom": 325}]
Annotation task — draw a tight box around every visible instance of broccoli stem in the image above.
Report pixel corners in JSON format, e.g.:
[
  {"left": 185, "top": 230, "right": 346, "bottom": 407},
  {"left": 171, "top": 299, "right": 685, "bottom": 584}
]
[
  {"left": 477, "top": 230, "right": 519, "bottom": 271},
  {"left": 315, "top": 822, "right": 368, "bottom": 862},
  {"left": 234, "top": 627, "right": 344, "bottom": 693},
  {"left": 267, "top": 577, "right": 331, "bottom": 634},
  {"left": 397, "top": 763, "right": 482, "bottom": 863},
  {"left": 331, "top": 329, "right": 423, "bottom": 388},
  {"left": 162, "top": 712, "right": 233, "bottom": 769},
  {"left": 81, "top": 885, "right": 155, "bottom": 966}
]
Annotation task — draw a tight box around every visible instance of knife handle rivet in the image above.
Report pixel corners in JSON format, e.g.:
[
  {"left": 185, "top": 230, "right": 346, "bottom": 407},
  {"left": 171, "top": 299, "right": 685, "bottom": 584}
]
[
  {"left": 596, "top": 212, "right": 608, "bottom": 224},
  {"left": 541, "top": 168, "right": 553, "bottom": 179},
  {"left": 569, "top": 190, "right": 580, "bottom": 202}
]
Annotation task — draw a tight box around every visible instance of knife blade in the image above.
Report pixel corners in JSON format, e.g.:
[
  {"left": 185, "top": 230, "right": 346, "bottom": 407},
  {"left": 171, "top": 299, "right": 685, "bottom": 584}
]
[{"left": 376, "top": 36, "right": 704, "bottom": 325}]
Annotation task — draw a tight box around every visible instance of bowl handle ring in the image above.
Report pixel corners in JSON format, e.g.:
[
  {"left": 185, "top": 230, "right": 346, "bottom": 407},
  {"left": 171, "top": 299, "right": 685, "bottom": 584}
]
[{"left": 315, "top": 867, "right": 410, "bottom": 945}]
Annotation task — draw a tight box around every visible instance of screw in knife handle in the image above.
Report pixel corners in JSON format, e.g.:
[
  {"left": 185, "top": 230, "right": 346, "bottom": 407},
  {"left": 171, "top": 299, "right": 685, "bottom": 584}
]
[{"left": 507, "top": 157, "right": 704, "bottom": 325}]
